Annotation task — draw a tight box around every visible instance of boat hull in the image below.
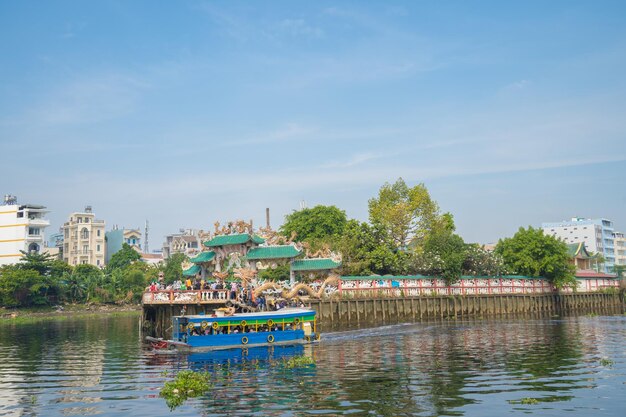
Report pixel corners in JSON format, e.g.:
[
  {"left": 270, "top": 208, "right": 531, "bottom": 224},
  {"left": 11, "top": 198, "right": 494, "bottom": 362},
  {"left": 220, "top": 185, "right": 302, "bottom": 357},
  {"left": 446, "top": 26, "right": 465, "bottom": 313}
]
[{"left": 147, "top": 308, "right": 319, "bottom": 353}]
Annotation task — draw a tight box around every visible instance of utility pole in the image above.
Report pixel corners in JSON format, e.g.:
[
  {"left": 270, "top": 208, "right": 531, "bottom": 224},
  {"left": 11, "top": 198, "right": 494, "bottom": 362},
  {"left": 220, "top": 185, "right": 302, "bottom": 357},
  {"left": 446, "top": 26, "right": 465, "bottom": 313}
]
[{"left": 144, "top": 220, "right": 149, "bottom": 254}]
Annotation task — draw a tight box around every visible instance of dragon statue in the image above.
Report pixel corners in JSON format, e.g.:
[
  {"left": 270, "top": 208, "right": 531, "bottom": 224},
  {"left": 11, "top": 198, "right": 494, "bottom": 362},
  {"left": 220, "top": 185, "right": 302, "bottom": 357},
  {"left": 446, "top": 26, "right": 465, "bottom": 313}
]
[
  {"left": 233, "top": 267, "right": 257, "bottom": 288},
  {"left": 253, "top": 274, "right": 340, "bottom": 299}
]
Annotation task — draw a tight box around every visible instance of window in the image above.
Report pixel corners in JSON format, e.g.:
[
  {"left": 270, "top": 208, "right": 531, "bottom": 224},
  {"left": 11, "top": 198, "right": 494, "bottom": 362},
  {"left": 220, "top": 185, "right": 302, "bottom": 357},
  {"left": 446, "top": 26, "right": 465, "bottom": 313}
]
[
  {"left": 28, "top": 227, "right": 40, "bottom": 236},
  {"left": 97, "top": 259, "right": 100, "bottom": 266},
  {"left": 17, "top": 212, "right": 23, "bottom": 218},
  {"left": 81, "top": 228, "right": 89, "bottom": 239},
  {"left": 97, "top": 230, "right": 101, "bottom": 237},
  {"left": 97, "top": 244, "right": 100, "bottom": 252},
  {"left": 83, "top": 245, "right": 88, "bottom": 254},
  {"left": 85, "top": 217, "right": 90, "bottom": 223},
  {"left": 77, "top": 217, "right": 82, "bottom": 223}
]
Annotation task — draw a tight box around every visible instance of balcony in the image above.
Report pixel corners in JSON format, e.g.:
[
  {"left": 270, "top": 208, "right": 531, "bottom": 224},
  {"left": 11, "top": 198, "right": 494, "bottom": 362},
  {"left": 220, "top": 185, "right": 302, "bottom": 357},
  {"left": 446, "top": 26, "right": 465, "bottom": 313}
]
[
  {"left": 70, "top": 250, "right": 93, "bottom": 256},
  {"left": 27, "top": 218, "right": 50, "bottom": 227}
]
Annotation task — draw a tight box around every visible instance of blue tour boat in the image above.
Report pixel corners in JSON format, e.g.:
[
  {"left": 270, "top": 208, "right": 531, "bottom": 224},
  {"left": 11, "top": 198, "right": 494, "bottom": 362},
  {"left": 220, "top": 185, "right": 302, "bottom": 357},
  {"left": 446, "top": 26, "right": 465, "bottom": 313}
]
[{"left": 147, "top": 307, "right": 319, "bottom": 352}]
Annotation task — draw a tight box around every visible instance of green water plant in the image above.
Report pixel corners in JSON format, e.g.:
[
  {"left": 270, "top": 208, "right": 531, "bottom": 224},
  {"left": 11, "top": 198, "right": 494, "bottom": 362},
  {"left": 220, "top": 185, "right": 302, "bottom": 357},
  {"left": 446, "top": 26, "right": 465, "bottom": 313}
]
[
  {"left": 509, "top": 397, "right": 540, "bottom": 405},
  {"left": 600, "top": 358, "right": 614, "bottom": 367},
  {"left": 279, "top": 355, "right": 315, "bottom": 369},
  {"left": 160, "top": 370, "right": 211, "bottom": 410}
]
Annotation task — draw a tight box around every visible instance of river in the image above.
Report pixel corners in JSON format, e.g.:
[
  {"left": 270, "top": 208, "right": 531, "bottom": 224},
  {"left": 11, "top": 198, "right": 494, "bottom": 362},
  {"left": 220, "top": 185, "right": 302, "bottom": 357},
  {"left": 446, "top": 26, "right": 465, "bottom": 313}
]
[{"left": 0, "top": 313, "right": 625, "bottom": 416}]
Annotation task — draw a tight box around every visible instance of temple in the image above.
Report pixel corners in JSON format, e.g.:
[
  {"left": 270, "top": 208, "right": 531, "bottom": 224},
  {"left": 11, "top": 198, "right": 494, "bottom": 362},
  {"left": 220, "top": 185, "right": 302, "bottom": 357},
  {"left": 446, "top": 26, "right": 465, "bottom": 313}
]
[{"left": 181, "top": 220, "right": 341, "bottom": 284}]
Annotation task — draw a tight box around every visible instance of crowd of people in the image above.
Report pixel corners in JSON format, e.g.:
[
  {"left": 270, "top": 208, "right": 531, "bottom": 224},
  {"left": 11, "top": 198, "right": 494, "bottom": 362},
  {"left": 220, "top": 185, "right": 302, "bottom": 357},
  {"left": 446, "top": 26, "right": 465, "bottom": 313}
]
[{"left": 147, "top": 276, "right": 305, "bottom": 312}]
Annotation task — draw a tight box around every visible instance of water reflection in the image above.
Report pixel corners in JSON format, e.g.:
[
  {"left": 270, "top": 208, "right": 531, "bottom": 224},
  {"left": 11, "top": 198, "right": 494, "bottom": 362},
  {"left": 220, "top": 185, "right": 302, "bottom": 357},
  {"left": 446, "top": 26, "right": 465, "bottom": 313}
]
[{"left": 0, "top": 314, "right": 625, "bottom": 416}]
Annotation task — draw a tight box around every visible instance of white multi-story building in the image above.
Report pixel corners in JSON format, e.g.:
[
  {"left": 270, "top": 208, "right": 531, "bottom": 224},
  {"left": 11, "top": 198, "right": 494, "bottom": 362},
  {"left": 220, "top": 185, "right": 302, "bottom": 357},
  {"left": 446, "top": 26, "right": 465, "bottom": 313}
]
[
  {"left": 162, "top": 229, "right": 203, "bottom": 259},
  {"left": 542, "top": 217, "right": 615, "bottom": 273},
  {"left": 0, "top": 195, "right": 50, "bottom": 265},
  {"left": 62, "top": 206, "right": 106, "bottom": 267},
  {"left": 614, "top": 232, "right": 626, "bottom": 269}
]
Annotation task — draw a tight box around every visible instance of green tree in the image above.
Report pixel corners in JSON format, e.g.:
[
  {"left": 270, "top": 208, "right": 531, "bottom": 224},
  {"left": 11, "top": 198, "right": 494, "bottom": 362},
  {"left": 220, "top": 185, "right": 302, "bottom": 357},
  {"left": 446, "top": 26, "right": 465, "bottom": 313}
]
[
  {"left": 281, "top": 205, "right": 347, "bottom": 242},
  {"left": 69, "top": 264, "right": 104, "bottom": 302},
  {"left": 258, "top": 264, "right": 291, "bottom": 281},
  {"left": 413, "top": 231, "right": 467, "bottom": 284},
  {"left": 495, "top": 226, "right": 576, "bottom": 289},
  {"left": 0, "top": 267, "right": 43, "bottom": 307},
  {"left": 368, "top": 178, "right": 440, "bottom": 249},
  {"left": 161, "top": 253, "right": 188, "bottom": 284},
  {"left": 106, "top": 243, "right": 141, "bottom": 272},
  {"left": 462, "top": 244, "right": 508, "bottom": 276},
  {"left": 337, "top": 220, "right": 408, "bottom": 276}
]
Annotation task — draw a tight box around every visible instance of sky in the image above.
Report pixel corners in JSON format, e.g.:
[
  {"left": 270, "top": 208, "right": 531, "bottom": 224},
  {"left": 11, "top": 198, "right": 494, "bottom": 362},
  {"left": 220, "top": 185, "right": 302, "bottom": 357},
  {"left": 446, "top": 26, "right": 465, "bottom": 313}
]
[{"left": 1, "top": 0, "right": 625, "bottom": 249}]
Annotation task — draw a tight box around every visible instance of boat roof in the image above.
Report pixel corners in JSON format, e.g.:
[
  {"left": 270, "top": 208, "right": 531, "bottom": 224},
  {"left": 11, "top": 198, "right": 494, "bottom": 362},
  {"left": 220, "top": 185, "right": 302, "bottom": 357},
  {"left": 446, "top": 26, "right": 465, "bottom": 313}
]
[{"left": 175, "top": 308, "right": 315, "bottom": 321}]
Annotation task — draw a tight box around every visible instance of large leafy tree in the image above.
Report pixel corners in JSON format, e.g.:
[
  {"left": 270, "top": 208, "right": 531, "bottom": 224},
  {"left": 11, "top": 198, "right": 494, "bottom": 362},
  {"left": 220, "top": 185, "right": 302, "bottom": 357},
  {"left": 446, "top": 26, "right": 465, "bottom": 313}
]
[
  {"left": 413, "top": 230, "right": 467, "bottom": 284},
  {"left": 67, "top": 264, "right": 104, "bottom": 303},
  {"left": 495, "top": 226, "right": 576, "bottom": 289},
  {"left": 462, "top": 244, "right": 508, "bottom": 276},
  {"left": 368, "top": 178, "right": 440, "bottom": 249},
  {"left": 160, "top": 252, "right": 188, "bottom": 284},
  {"left": 0, "top": 267, "right": 44, "bottom": 307},
  {"left": 337, "top": 220, "right": 408, "bottom": 276},
  {"left": 106, "top": 243, "right": 141, "bottom": 272},
  {"left": 281, "top": 205, "right": 347, "bottom": 243}
]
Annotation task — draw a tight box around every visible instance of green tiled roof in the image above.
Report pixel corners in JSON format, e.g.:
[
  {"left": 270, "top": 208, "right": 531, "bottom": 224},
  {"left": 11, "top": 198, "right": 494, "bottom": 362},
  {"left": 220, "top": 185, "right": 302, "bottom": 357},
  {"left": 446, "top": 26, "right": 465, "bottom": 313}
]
[
  {"left": 190, "top": 251, "right": 216, "bottom": 263},
  {"left": 291, "top": 258, "right": 341, "bottom": 271},
  {"left": 182, "top": 264, "right": 201, "bottom": 276},
  {"left": 204, "top": 233, "right": 265, "bottom": 247},
  {"left": 567, "top": 242, "right": 594, "bottom": 259},
  {"left": 245, "top": 245, "right": 301, "bottom": 260}
]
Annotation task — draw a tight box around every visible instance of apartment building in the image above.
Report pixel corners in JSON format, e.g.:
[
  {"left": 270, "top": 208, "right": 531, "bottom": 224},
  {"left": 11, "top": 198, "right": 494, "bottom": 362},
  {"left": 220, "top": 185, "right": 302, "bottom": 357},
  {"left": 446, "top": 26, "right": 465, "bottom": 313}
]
[
  {"left": 62, "top": 206, "right": 106, "bottom": 267},
  {"left": 0, "top": 195, "right": 50, "bottom": 265},
  {"left": 542, "top": 217, "right": 615, "bottom": 273}
]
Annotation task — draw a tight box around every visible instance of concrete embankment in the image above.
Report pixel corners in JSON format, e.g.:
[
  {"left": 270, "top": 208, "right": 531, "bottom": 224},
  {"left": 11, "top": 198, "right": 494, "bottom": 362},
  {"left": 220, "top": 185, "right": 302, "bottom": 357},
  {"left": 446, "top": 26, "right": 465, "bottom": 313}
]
[{"left": 142, "top": 292, "right": 625, "bottom": 337}]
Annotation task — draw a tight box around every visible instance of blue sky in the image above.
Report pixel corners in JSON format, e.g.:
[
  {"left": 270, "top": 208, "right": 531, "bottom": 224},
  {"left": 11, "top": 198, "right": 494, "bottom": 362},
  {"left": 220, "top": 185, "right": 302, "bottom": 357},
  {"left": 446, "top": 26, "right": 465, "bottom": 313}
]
[{"left": 1, "top": 1, "right": 625, "bottom": 247}]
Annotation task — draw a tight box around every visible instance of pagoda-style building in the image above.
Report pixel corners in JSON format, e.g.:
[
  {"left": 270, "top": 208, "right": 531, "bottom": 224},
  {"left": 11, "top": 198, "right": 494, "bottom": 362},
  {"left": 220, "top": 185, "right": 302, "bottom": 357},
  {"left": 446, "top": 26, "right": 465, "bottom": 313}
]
[{"left": 182, "top": 221, "right": 341, "bottom": 284}]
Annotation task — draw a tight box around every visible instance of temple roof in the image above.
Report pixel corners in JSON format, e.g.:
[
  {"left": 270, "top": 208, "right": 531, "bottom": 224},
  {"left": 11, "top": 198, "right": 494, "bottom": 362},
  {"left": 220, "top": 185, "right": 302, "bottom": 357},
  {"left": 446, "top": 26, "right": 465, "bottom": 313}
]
[
  {"left": 575, "top": 269, "right": 618, "bottom": 279},
  {"left": 291, "top": 258, "right": 341, "bottom": 271},
  {"left": 567, "top": 242, "right": 595, "bottom": 259},
  {"left": 204, "top": 233, "right": 265, "bottom": 247},
  {"left": 245, "top": 245, "right": 301, "bottom": 260},
  {"left": 182, "top": 264, "right": 201, "bottom": 276},
  {"left": 190, "top": 251, "right": 216, "bottom": 263}
]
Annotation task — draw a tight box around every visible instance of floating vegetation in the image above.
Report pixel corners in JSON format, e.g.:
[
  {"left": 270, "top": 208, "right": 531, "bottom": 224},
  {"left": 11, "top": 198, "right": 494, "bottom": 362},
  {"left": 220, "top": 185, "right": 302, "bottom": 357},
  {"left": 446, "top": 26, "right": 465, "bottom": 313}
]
[
  {"left": 509, "top": 397, "right": 540, "bottom": 405},
  {"left": 160, "top": 370, "right": 211, "bottom": 410},
  {"left": 279, "top": 355, "right": 315, "bottom": 369},
  {"left": 600, "top": 358, "right": 614, "bottom": 367}
]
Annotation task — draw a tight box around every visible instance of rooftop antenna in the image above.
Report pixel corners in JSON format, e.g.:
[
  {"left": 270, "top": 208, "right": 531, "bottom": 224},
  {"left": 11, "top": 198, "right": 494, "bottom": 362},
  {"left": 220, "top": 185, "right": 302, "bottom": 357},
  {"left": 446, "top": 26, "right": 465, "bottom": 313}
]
[{"left": 144, "top": 220, "right": 149, "bottom": 253}]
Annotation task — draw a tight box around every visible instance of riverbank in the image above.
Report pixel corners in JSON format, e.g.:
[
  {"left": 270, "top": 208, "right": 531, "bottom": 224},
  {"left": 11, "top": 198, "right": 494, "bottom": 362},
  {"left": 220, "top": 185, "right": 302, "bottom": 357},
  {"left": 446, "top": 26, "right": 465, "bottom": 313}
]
[{"left": 0, "top": 304, "right": 141, "bottom": 324}]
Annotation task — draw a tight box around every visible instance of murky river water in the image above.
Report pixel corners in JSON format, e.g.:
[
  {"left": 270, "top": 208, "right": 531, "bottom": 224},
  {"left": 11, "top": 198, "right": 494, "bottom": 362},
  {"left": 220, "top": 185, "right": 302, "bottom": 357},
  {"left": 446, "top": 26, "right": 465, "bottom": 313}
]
[{"left": 1, "top": 313, "right": 625, "bottom": 416}]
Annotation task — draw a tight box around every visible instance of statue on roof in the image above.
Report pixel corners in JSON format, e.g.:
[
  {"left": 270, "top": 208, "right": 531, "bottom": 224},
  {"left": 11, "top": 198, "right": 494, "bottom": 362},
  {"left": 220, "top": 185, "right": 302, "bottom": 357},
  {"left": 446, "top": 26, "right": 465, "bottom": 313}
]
[{"left": 259, "top": 226, "right": 298, "bottom": 246}]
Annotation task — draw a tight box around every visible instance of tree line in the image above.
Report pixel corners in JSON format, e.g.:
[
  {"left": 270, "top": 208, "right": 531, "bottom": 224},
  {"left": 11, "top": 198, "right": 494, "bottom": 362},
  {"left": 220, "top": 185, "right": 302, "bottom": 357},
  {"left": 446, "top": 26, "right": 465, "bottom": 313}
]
[
  {"left": 281, "top": 178, "right": 576, "bottom": 288},
  {"left": 0, "top": 178, "right": 578, "bottom": 308},
  {"left": 0, "top": 244, "right": 187, "bottom": 308}
]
